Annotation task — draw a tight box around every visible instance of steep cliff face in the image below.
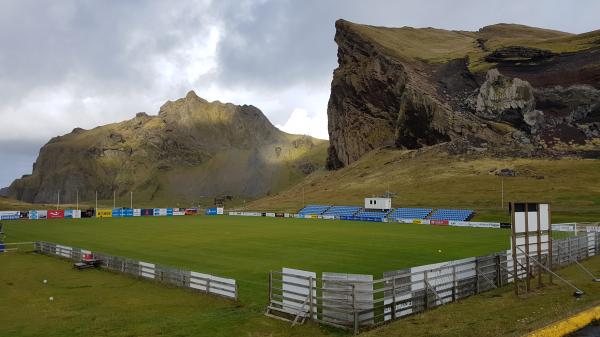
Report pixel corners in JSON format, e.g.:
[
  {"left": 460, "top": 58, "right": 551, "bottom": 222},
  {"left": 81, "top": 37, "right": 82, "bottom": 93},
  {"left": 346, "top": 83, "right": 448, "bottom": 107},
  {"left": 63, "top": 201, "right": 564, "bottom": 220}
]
[
  {"left": 327, "top": 20, "right": 600, "bottom": 168},
  {"left": 9, "top": 91, "right": 327, "bottom": 203}
]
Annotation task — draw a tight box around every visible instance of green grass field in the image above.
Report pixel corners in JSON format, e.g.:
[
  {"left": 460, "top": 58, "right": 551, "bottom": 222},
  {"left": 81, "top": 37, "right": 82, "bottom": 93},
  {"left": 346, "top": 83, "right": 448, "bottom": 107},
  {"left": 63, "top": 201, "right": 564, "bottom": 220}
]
[
  {"left": 2, "top": 252, "right": 598, "bottom": 337},
  {"left": 2, "top": 216, "right": 599, "bottom": 336},
  {"left": 4, "top": 216, "right": 509, "bottom": 304},
  {"left": 1, "top": 216, "right": 509, "bottom": 335}
]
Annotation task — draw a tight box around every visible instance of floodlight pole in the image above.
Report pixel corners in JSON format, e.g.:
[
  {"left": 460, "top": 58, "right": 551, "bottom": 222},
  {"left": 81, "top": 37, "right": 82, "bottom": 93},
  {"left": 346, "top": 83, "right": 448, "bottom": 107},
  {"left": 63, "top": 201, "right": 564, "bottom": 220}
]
[
  {"left": 501, "top": 177, "right": 504, "bottom": 209},
  {"left": 95, "top": 191, "right": 98, "bottom": 214},
  {"left": 113, "top": 190, "right": 116, "bottom": 209},
  {"left": 76, "top": 190, "right": 79, "bottom": 211},
  {"left": 57, "top": 190, "right": 60, "bottom": 210},
  {"left": 130, "top": 191, "right": 133, "bottom": 209}
]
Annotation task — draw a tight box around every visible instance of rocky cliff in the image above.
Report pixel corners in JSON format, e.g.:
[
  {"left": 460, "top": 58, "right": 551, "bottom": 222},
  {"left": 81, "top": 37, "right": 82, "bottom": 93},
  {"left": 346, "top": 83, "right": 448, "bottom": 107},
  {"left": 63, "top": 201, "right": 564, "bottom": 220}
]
[
  {"left": 327, "top": 20, "right": 600, "bottom": 168},
  {"left": 8, "top": 91, "right": 327, "bottom": 203}
]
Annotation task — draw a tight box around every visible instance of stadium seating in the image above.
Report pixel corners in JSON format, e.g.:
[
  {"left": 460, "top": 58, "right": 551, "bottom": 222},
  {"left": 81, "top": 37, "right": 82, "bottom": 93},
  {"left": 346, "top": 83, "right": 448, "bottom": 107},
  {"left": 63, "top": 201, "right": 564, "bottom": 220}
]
[
  {"left": 297, "top": 204, "right": 475, "bottom": 222},
  {"left": 388, "top": 208, "right": 432, "bottom": 220},
  {"left": 298, "top": 205, "right": 331, "bottom": 216},
  {"left": 355, "top": 210, "right": 391, "bottom": 219},
  {"left": 323, "top": 206, "right": 361, "bottom": 217},
  {"left": 428, "top": 209, "right": 474, "bottom": 221}
]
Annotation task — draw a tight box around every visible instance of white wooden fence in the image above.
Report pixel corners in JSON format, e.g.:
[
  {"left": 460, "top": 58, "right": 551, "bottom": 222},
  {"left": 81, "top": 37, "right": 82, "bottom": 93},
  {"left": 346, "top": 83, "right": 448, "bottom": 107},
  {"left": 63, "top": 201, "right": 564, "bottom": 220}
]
[
  {"left": 36, "top": 241, "right": 238, "bottom": 300},
  {"left": 266, "top": 232, "right": 600, "bottom": 333}
]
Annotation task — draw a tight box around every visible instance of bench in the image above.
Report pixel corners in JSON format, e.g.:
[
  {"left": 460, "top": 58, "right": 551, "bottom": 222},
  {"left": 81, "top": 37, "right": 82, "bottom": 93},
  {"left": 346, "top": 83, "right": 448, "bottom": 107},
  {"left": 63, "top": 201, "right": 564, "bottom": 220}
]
[{"left": 74, "top": 259, "right": 103, "bottom": 270}]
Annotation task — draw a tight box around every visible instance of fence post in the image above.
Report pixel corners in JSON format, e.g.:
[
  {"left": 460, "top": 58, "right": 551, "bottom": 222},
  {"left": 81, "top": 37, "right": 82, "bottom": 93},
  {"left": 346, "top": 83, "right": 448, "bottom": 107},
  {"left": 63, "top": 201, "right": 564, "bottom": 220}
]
[
  {"left": 391, "top": 277, "right": 397, "bottom": 320},
  {"left": 424, "top": 271, "right": 428, "bottom": 311},
  {"left": 495, "top": 255, "right": 501, "bottom": 287},
  {"left": 557, "top": 241, "right": 561, "bottom": 266},
  {"left": 308, "top": 276, "right": 314, "bottom": 320},
  {"left": 235, "top": 282, "right": 239, "bottom": 303},
  {"left": 475, "top": 259, "right": 480, "bottom": 294},
  {"left": 206, "top": 278, "right": 211, "bottom": 294},
  {"left": 268, "top": 271, "right": 273, "bottom": 304},
  {"left": 548, "top": 214, "right": 554, "bottom": 285},
  {"left": 452, "top": 266, "right": 456, "bottom": 302},
  {"left": 352, "top": 284, "right": 358, "bottom": 335}
]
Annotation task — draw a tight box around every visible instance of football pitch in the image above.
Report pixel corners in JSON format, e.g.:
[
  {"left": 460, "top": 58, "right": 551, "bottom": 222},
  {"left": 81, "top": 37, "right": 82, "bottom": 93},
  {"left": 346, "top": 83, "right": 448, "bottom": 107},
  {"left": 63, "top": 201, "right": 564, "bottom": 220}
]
[{"left": 4, "top": 216, "right": 509, "bottom": 305}]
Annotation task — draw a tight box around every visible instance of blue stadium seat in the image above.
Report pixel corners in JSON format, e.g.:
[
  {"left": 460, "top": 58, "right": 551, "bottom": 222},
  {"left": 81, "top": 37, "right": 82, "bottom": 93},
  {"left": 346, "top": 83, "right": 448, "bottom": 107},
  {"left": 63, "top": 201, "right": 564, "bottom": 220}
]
[
  {"left": 428, "top": 209, "right": 474, "bottom": 221},
  {"left": 355, "top": 209, "right": 392, "bottom": 219},
  {"left": 298, "top": 205, "right": 331, "bottom": 216},
  {"left": 323, "top": 206, "right": 361, "bottom": 217},
  {"left": 388, "top": 208, "right": 432, "bottom": 220}
]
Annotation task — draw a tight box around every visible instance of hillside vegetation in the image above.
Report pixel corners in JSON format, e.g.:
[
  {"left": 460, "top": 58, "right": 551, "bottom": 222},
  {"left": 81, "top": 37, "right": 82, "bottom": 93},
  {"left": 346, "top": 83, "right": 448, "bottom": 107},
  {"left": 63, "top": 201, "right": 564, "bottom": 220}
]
[
  {"left": 349, "top": 22, "right": 600, "bottom": 71},
  {"left": 248, "top": 147, "right": 600, "bottom": 223}
]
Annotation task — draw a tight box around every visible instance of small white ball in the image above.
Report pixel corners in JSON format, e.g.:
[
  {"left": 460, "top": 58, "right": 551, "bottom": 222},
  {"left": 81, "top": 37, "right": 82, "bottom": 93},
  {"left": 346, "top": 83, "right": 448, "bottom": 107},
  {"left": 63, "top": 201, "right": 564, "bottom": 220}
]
[
  {"left": 49, "top": 296, "right": 54, "bottom": 301},
  {"left": 43, "top": 279, "right": 47, "bottom": 284},
  {"left": 438, "top": 249, "right": 442, "bottom": 253}
]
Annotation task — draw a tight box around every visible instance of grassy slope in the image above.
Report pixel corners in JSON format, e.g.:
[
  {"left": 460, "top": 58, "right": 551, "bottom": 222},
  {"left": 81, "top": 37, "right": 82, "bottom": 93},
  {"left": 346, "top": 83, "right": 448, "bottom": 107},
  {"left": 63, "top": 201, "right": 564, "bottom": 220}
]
[
  {"left": 0, "top": 197, "right": 59, "bottom": 211},
  {"left": 247, "top": 149, "right": 600, "bottom": 223},
  {"left": 345, "top": 21, "right": 600, "bottom": 72}
]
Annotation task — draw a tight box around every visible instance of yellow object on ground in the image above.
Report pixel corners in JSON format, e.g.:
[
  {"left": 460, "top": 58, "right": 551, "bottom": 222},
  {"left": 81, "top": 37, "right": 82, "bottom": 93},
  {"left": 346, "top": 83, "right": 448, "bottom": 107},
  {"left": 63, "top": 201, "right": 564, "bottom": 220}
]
[{"left": 526, "top": 305, "right": 600, "bottom": 337}]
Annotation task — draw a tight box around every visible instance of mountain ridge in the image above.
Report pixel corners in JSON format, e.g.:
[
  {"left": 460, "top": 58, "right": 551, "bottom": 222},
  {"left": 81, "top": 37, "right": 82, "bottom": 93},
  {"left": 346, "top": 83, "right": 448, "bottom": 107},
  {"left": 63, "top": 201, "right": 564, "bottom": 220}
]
[{"left": 8, "top": 91, "right": 327, "bottom": 203}]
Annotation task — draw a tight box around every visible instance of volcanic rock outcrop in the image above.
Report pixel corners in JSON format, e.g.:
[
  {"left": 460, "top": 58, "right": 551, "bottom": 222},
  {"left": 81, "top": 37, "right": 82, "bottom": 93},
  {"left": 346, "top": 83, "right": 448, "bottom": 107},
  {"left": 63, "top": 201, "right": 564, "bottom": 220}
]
[{"left": 327, "top": 20, "right": 600, "bottom": 168}]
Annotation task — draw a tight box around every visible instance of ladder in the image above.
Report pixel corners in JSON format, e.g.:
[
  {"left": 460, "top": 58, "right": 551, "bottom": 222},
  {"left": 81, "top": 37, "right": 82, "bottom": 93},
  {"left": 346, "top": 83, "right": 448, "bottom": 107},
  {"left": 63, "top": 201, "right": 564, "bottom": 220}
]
[{"left": 265, "top": 296, "right": 310, "bottom": 326}]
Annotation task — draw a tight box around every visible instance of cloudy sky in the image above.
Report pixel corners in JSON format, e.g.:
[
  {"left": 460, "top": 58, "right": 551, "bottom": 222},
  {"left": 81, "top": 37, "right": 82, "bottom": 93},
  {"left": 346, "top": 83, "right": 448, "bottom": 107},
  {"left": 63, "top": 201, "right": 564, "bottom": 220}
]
[{"left": 1, "top": 0, "right": 599, "bottom": 187}]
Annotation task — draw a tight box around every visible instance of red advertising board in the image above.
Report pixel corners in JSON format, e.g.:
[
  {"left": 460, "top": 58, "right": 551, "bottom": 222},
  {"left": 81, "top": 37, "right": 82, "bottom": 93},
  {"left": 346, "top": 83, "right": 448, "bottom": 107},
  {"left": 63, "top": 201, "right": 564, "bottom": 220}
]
[
  {"left": 185, "top": 208, "right": 198, "bottom": 215},
  {"left": 430, "top": 219, "right": 449, "bottom": 226},
  {"left": 47, "top": 210, "right": 65, "bottom": 219}
]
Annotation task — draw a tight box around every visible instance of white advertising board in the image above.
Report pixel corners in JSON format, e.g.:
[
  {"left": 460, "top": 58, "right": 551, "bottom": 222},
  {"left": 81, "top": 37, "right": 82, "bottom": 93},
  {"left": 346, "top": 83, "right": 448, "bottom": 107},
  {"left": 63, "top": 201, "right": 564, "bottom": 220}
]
[{"left": 153, "top": 208, "right": 168, "bottom": 216}]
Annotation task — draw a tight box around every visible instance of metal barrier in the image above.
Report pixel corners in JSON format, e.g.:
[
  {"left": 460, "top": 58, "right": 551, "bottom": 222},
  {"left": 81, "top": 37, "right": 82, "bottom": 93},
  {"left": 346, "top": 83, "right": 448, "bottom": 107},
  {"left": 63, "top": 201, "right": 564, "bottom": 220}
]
[
  {"left": 266, "top": 232, "right": 599, "bottom": 333},
  {"left": 35, "top": 241, "right": 238, "bottom": 301}
]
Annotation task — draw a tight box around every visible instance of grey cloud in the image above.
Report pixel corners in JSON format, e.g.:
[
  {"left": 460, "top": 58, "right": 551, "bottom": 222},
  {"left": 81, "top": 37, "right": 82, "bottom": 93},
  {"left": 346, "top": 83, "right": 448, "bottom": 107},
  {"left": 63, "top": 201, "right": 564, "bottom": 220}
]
[
  {"left": 0, "top": 1, "right": 214, "bottom": 106},
  {"left": 2, "top": 0, "right": 600, "bottom": 186},
  {"left": 211, "top": 0, "right": 600, "bottom": 91},
  {"left": 0, "top": 140, "right": 43, "bottom": 187}
]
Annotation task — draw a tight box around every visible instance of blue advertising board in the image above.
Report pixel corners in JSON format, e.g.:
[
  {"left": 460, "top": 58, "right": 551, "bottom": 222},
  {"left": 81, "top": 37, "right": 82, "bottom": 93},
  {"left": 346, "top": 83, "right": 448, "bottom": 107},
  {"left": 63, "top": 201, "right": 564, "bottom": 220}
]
[
  {"left": 0, "top": 211, "right": 20, "bottom": 220},
  {"left": 112, "top": 208, "right": 122, "bottom": 217},
  {"left": 339, "top": 215, "right": 383, "bottom": 222}
]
